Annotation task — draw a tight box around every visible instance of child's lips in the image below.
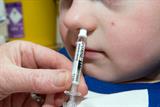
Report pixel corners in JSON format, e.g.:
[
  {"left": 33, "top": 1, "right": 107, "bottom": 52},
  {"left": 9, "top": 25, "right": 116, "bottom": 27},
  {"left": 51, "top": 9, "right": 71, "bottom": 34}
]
[
  {"left": 72, "top": 45, "right": 106, "bottom": 60},
  {"left": 84, "top": 48, "right": 106, "bottom": 60}
]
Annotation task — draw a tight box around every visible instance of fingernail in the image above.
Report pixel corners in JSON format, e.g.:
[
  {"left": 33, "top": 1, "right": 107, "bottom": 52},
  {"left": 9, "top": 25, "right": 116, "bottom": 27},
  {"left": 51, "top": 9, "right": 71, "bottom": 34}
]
[{"left": 55, "top": 71, "right": 68, "bottom": 87}]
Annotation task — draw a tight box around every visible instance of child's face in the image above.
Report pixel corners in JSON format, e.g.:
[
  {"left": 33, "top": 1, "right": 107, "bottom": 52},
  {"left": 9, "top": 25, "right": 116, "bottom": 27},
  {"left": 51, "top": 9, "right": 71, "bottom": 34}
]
[{"left": 59, "top": 0, "right": 160, "bottom": 82}]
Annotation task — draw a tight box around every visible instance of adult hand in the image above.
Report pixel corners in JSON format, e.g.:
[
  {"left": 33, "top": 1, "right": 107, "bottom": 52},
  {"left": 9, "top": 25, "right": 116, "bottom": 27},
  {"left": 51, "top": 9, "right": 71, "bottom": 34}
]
[{"left": 0, "top": 41, "right": 87, "bottom": 107}]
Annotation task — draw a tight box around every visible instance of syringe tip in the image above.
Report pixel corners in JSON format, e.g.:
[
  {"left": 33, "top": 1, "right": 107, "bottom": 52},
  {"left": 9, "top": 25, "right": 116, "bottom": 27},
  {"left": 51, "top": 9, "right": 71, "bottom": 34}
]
[{"left": 78, "top": 29, "right": 87, "bottom": 38}]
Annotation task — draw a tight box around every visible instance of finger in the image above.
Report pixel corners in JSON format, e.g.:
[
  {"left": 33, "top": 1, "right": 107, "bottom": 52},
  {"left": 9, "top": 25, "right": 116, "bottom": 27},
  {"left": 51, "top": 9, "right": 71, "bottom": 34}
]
[
  {"left": 0, "top": 102, "right": 3, "bottom": 107},
  {"left": 54, "top": 76, "right": 88, "bottom": 107},
  {"left": 78, "top": 75, "right": 88, "bottom": 96},
  {"left": 3, "top": 96, "right": 11, "bottom": 107},
  {"left": 19, "top": 41, "right": 72, "bottom": 70},
  {"left": 54, "top": 93, "right": 68, "bottom": 107},
  {"left": 42, "top": 94, "right": 54, "bottom": 107},
  {"left": 12, "top": 93, "right": 28, "bottom": 107},
  {"left": 23, "top": 95, "right": 39, "bottom": 107},
  {"left": 4, "top": 65, "right": 71, "bottom": 94}
]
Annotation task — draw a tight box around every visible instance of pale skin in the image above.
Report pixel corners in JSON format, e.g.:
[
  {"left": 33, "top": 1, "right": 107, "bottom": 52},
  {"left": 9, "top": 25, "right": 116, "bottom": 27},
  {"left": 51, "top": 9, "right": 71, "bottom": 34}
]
[
  {"left": 1, "top": 0, "right": 160, "bottom": 106},
  {"left": 0, "top": 41, "right": 87, "bottom": 107},
  {"left": 59, "top": 0, "right": 160, "bottom": 82}
]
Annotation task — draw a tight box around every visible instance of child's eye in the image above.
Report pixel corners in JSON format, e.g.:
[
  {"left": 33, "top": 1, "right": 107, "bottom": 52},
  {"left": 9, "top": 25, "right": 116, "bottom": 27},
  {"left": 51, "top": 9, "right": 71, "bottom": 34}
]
[
  {"left": 60, "top": 0, "right": 73, "bottom": 10},
  {"left": 91, "top": 0, "right": 122, "bottom": 9},
  {"left": 101, "top": 0, "right": 128, "bottom": 11},
  {"left": 103, "top": 0, "right": 116, "bottom": 4},
  {"left": 102, "top": 0, "right": 120, "bottom": 7}
]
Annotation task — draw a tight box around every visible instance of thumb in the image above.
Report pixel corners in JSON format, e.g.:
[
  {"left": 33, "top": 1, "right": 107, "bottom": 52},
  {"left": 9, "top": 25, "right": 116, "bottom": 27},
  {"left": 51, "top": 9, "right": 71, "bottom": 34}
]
[{"left": 5, "top": 65, "right": 71, "bottom": 94}]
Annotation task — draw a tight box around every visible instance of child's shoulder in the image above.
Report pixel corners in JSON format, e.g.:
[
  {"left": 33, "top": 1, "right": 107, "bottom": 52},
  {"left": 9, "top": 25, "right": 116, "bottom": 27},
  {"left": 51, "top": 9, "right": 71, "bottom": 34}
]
[
  {"left": 83, "top": 75, "right": 160, "bottom": 107},
  {"left": 84, "top": 75, "right": 160, "bottom": 93}
]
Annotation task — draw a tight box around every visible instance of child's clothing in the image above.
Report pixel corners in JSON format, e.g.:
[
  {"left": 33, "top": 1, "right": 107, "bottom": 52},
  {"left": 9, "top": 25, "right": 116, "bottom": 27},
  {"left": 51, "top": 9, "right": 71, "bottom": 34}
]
[
  {"left": 77, "top": 75, "right": 160, "bottom": 107},
  {"left": 59, "top": 48, "right": 160, "bottom": 107}
]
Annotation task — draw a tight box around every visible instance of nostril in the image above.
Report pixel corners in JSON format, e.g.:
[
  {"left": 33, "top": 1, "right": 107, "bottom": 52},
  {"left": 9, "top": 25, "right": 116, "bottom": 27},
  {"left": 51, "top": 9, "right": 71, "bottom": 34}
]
[
  {"left": 87, "top": 30, "right": 94, "bottom": 36},
  {"left": 62, "top": 8, "right": 97, "bottom": 32}
]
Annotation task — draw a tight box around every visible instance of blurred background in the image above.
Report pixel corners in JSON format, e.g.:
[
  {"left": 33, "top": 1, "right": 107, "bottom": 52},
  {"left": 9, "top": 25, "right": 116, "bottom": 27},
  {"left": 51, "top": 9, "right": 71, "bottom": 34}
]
[{"left": 0, "top": 0, "right": 63, "bottom": 50}]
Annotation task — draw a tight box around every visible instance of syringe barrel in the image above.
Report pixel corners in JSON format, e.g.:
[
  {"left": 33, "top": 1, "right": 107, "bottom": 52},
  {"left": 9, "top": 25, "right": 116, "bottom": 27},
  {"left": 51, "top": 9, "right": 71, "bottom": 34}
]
[{"left": 72, "top": 37, "right": 86, "bottom": 85}]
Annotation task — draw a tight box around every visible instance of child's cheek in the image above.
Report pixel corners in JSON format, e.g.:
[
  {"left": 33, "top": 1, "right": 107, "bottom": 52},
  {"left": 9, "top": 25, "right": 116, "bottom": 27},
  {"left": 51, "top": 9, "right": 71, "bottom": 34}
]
[
  {"left": 59, "top": 16, "right": 66, "bottom": 41},
  {"left": 105, "top": 9, "right": 160, "bottom": 72}
]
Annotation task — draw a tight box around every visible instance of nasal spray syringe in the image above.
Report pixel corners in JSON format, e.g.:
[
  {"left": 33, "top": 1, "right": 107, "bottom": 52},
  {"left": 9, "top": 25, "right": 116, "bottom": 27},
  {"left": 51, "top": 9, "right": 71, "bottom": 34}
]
[{"left": 63, "top": 29, "right": 87, "bottom": 107}]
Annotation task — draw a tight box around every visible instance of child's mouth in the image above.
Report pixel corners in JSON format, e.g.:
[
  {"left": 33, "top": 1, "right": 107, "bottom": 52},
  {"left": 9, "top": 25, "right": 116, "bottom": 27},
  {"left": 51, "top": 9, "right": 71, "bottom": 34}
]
[
  {"left": 72, "top": 45, "right": 106, "bottom": 61},
  {"left": 84, "top": 48, "right": 106, "bottom": 60}
]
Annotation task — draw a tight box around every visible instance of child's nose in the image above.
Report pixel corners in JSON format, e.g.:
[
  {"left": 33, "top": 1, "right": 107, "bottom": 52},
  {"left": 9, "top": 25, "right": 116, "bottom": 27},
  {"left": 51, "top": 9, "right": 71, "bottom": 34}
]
[{"left": 63, "top": 1, "right": 97, "bottom": 33}]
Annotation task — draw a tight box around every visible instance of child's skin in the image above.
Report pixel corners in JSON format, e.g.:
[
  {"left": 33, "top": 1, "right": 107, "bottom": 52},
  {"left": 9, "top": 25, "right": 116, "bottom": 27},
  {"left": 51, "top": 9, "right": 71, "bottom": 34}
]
[{"left": 59, "top": 0, "right": 160, "bottom": 83}]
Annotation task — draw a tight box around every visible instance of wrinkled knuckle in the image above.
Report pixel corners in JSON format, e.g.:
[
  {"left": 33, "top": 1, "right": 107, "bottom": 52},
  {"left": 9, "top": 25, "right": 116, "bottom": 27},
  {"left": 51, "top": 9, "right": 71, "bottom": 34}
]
[
  {"left": 30, "top": 72, "right": 43, "bottom": 92},
  {"left": 59, "top": 69, "right": 69, "bottom": 73}
]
